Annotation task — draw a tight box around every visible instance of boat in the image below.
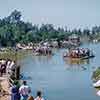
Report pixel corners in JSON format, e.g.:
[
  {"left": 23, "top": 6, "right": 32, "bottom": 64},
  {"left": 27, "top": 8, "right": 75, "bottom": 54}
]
[
  {"left": 63, "top": 48, "right": 95, "bottom": 60},
  {"left": 33, "top": 45, "right": 53, "bottom": 56},
  {"left": 81, "top": 55, "right": 95, "bottom": 60}
]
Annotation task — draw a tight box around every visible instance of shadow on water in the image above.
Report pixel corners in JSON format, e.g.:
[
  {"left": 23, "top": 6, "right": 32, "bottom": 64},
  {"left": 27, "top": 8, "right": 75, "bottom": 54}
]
[{"left": 20, "top": 73, "right": 32, "bottom": 80}]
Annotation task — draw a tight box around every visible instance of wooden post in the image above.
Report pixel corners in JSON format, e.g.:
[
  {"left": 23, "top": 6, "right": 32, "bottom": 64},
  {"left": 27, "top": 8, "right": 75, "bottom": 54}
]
[
  {"left": 15, "top": 65, "right": 20, "bottom": 80},
  {"left": 14, "top": 48, "right": 20, "bottom": 80}
]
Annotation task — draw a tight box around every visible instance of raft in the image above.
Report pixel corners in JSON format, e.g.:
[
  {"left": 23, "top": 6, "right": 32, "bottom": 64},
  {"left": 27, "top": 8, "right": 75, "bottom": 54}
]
[
  {"left": 63, "top": 52, "right": 95, "bottom": 60},
  {"left": 63, "top": 47, "right": 95, "bottom": 60},
  {"left": 63, "top": 55, "right": 95, "bottom": 59}
]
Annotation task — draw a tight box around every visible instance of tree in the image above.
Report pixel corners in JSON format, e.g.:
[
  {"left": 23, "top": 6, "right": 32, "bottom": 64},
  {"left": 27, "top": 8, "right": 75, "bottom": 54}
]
[
  {"left": 92, "top": 26, "right": 100, "bottom": 35},
  {"left": 0, "top": 25, "right": 14, "bottom": 46},
  {"left": 83, "top": 28, "right": 90, "bottom": 36},
  {"left": 0, "top": 9, "right": 99, "bottom": 47},
  {"left": 9, "top": 10, "right": 21, "bottom": 23}
]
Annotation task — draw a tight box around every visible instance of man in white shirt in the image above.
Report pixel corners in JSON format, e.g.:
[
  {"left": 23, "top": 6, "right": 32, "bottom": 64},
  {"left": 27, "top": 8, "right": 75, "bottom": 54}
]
[{"left": 19, "top": 81, "right": 31, "bottom": 100}]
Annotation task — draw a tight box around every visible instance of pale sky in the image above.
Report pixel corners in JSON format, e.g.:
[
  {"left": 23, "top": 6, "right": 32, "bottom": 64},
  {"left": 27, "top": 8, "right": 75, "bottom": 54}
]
[{"left": 0, "top": 0, "right": 100, "bottom": 29}]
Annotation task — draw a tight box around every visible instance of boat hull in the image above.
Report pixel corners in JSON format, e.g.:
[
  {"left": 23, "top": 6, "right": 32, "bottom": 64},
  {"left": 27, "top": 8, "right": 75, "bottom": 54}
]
[{"left": 63, "top": 55, "right": 95, "bottom": 59}]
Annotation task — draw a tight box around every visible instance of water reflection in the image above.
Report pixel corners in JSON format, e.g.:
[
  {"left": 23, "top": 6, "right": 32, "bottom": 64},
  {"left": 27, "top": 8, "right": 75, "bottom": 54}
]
[
  {"left": 63, "top": 57, "right": 90, "bottom": 65},
  {"left": 21, "top": 43, "right": 100, "bottom": 100},
  {"left": 32, "top": 55, "right": 52, "bottom": 64}
]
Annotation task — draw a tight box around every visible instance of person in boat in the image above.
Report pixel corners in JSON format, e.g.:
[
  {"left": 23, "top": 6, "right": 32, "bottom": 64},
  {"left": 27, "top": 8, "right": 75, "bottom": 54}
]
[
  {"left": 43, "top": 46, "right": 47, "bottom": 55},
  {"left": 47, "top": 46, "right": 52, "bottom": 55},
  {"left": 19, "top": 81, "right": 31, "bottom": 100},
  {"left": 76, "top": 49, "right": 79, "bottom": 58},
  {"left": 78, "top": 48, "right": 83, "bottom": 57},
  {"left": 35, "top": 91, "right": 45, "bottom": 100},
  {"left": 81, "top": 48, "right": 85, "bottom": 57},
  {"left": 77, "top": 48, "right": 80, "bottom": 54},
  {"left": 36, "top": 46, "right": 40, "bottom": 52},
  {"left": 70, "top": 50, "right": 75, "bottom": 58},
  {"left": 71, "top": 49, "right": 78, "bottom": 58},
  {"left": 86, "top": 49, "right": 90, "bottom": 56}
]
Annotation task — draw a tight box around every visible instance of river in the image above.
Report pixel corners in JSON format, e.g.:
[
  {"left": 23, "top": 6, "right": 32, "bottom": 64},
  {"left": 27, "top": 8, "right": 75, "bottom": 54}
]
[{"left": 20, "top": 43, "right": 100, "bottom": 100}]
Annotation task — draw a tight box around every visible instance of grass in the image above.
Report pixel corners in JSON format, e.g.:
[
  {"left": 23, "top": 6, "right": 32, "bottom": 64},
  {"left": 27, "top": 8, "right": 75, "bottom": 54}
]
[
  {"left": 0, "top": 49, "right": 32, "bottom": 61},
  {"left": 92, "top": 67, "right": 100, "bottom": 81}
]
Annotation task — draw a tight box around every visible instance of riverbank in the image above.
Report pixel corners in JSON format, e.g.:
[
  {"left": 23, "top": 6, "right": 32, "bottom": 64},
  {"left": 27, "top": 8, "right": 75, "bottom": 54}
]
[
  {"left": 0, "top": 48, "right": 32, "bottom": 61},
  {"left": 0, "top": 76, "right": 10, "bottom": 100},
  {"left": 92, "top": 67, "right": 100, "bottom": 82},
  {"left": 0, "top": 57, "right": 21, "bottom": 99},
  {"left": 92, "top": 67, "right": 100, "bottom": 96},
  {"left": 0, "top": 43, "right": 99, "bottom": 100}
]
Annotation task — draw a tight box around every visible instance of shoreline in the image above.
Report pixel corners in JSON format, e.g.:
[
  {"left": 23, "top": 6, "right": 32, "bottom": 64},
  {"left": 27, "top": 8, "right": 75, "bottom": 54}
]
[
  {"left": 0, "top": 76, "right": 11, "bottom": 100},
  {"left": 0, "top": 58, "right": 21, "bottom": 100}
]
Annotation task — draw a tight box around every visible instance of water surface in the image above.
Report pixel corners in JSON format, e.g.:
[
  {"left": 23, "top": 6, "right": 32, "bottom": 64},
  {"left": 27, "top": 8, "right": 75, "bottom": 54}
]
[{"left": 21, "top": 43, "right": 100, "bottom": 100}]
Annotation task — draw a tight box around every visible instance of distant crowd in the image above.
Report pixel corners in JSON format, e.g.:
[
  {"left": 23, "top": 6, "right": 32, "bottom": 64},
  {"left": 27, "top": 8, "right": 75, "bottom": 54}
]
[{"left": 11, "top": 80, "right": 45, "bottom": 100}]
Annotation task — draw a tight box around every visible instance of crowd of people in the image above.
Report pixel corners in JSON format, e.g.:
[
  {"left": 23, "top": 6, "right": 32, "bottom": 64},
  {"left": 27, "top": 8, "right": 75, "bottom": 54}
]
[
  {"left": 0, "top": 59, "right": 45, "bottom": 100},
  {"left": 64, "top": 48, "right": 93, "bottom": 58},
  {"left": 0, "top": 59, "right": 15, "bottom": 77},
  {"left": 33, "top": 45, "right": 52, "bottom": 55},
  {"left": 11, "top": 80, "right": 45, "bottom": 100},
  {"left": 69, "top": 48, "right": 91, "bottom": 58}
]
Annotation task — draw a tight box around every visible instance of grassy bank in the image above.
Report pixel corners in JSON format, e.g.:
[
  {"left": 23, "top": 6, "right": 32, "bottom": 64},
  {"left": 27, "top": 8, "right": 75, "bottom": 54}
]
[
  {"left": 92, "top": 67, "right": 100, "bottom": 81},
  {"left": 0, "top": 49, "right": 32, "bottom": 61}
]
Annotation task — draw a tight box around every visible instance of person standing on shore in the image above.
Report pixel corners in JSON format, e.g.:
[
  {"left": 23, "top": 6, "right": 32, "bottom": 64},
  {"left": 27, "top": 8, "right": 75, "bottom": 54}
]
[
  {"left": 35, "top": 91, "right": 45, "bottom": 100},
  {"left": 11, "top": 81, "right": 20, "bottom": 100},
  {"left": 19, "top": 80, "right": 31, "bottom": 100}
]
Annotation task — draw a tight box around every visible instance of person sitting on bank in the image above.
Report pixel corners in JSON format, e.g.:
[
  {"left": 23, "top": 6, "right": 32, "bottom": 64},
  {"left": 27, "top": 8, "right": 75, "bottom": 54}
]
[
  {"left": 19, "top": 81, "right": 31, "bottom": 100},
  {"left": 35, "top": 91, "right": 45, "bottom": 100}
]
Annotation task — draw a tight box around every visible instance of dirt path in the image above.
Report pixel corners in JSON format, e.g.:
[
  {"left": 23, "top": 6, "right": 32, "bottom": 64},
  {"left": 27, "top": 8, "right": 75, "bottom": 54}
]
[{"left": 0, "top": 76, "right": 11, "bottom": 100}]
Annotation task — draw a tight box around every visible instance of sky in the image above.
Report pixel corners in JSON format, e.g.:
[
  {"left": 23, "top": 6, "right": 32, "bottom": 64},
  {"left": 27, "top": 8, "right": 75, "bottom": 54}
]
[{"left": 0, "top": 0, "right": 100, "bottom": 29}]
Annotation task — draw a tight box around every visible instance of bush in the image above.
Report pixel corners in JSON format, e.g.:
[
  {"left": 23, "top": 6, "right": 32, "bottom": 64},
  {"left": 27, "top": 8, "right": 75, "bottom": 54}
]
[{"left": 92, "top": 67, "right": 100, "bottom": 81}]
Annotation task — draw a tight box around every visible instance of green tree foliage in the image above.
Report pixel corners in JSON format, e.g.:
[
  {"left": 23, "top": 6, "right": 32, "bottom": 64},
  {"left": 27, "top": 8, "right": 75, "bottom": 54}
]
[{"left": 0, "top": 10, "right": 99, "bottom": 47}]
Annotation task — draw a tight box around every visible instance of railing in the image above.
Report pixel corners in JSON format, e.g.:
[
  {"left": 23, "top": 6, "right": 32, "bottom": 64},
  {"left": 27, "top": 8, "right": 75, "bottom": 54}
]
[
  {"left": 8, "top": 77, "right": 14, "bottom": 87},
  {"left": 7, "top": 65, "right": 20, "bottom": 87}
]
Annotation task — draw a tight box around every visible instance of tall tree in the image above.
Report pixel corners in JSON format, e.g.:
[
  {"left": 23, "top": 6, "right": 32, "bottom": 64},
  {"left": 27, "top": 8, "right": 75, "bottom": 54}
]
[{"left": 9, "top": 10, "right": 21, "bottom": 23}]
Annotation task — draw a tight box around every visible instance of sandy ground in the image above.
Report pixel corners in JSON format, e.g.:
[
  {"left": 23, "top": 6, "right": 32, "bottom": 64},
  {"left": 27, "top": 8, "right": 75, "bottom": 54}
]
[{"left": 0, "top": 76, "right": 11, "bottom": 100}]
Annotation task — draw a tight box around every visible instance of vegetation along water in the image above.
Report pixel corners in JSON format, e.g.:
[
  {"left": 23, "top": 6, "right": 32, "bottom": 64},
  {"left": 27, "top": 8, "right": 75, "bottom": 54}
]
[
  {"left": 1, "top": 10, "right": 100, "bottom": 100},
  {"left": 0, "top": 10, "right": 100, "bottom": 47}
]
